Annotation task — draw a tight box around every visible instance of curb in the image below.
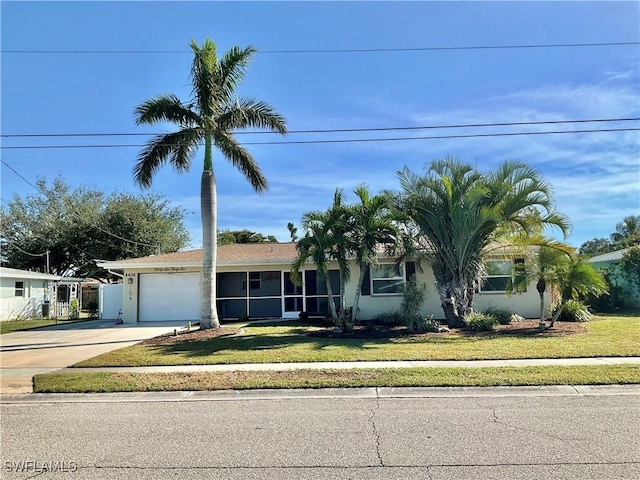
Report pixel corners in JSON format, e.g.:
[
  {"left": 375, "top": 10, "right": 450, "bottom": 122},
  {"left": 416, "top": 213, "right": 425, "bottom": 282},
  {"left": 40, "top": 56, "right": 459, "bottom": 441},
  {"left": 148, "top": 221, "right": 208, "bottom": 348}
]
[{"left": 2, "top": 384, "right": 639, "bottom": 404}]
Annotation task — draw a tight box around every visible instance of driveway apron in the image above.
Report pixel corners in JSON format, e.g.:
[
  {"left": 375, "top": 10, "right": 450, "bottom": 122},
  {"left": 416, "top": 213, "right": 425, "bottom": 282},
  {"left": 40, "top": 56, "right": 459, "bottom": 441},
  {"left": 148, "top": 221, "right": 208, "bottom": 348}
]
[{"left": 0, "top": 320, "right": 182, "bottom": 394}]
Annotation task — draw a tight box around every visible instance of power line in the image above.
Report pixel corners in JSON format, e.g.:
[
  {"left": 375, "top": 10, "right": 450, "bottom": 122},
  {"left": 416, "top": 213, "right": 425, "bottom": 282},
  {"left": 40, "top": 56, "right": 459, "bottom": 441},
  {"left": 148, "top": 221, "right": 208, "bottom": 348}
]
[
  {"left": 1, "top": 41, "right": 637, "bottom": 55},
  {"left": 2, "top": 117, "right": 638, "bottom": 139},
  {"left": 0, "top": 159, "right": 161, "bottom": 249},
  {"left": 1, "top": 127, "right": 638, "bottom": 150}
]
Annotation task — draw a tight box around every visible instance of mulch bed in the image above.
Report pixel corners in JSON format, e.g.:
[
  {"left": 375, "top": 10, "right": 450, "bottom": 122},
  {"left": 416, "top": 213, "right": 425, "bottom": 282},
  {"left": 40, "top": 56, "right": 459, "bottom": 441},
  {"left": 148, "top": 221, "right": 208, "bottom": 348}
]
[
  {"left": 139, "top": 326, "right": 241, "bottom": 346},
  {"left": 139, "top": 320, "right": 585, "bottom": 346},
  {"left": 309, "top": 320, "right": 586, "bottom": 339}
]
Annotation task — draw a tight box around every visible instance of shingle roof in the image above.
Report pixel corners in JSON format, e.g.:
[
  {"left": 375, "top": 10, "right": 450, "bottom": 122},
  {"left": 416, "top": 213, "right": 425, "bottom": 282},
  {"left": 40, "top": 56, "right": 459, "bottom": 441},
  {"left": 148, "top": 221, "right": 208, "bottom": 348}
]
[
  {"left": 587, "top": 248, "right": 629, "bottom": 264},
  {"left": 99, "top": 242, "right": 299, "bottom": 267},
  {"left": 0, "top": 267, "right": 62, "bottom": 281}
]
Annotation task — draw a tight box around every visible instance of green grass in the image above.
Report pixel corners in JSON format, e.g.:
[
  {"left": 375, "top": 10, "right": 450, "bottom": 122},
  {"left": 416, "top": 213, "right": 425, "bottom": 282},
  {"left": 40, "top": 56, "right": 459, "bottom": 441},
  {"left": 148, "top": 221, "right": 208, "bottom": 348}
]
[
  {"left": 33, "top": 365, "right": 640, "bottom": 393},
  {"left": 0, "top": 317, "right": 95, "bottom": 335},
  {"left": 75, "top": 315, "right": 640, "bottom": 368}
]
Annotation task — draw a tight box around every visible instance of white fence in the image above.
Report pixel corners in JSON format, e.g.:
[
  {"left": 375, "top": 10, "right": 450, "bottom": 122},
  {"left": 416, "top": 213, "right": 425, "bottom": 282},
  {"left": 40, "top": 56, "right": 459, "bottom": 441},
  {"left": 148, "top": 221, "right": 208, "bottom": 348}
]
[
  {"left": 99, "top": 284, "right": 123, "bottom": 320},
  {"left": 0, "top": 297, "right": 44, "bottom": 321}
]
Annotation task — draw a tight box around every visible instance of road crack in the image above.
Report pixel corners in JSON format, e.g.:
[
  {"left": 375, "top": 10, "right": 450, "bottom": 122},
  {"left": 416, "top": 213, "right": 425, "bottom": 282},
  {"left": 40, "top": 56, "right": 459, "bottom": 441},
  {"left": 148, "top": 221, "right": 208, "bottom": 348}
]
[{"left": 368, "top": 393, "right": 384, "bottom": 467}]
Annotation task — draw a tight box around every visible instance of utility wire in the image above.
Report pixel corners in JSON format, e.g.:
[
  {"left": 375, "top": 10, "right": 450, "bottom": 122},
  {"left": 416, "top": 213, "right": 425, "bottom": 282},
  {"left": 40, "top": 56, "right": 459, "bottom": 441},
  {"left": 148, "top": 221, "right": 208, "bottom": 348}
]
[
  {"left": 5, "top": 242, "right": 47, "bottom": 257},
  {"left": 2, "top": 117, "right": 638, "bottom": 139},
  {"left": 0, "top": 159, "right": 161, "bottom": 249},
  {"left": 2, "top": 41, "right": 638, "bottom": 55},
  {"left": 2, "top": 127, "right": 638, "bottom": 150}
]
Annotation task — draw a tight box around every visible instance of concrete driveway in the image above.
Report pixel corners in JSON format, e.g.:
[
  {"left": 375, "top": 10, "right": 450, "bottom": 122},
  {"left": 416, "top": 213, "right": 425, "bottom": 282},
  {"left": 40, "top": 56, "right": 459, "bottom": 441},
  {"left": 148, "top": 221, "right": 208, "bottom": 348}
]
[{"left": 0, "top": 320, "right": 182, "bottom": 394}]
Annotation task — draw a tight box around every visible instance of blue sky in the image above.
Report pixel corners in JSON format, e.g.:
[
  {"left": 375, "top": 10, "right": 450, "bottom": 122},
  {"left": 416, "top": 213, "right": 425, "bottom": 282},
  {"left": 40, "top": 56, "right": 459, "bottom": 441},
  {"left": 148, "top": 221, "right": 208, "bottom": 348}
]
[{"left": 2, "top": 1, "right": 639, "bottom": 251}]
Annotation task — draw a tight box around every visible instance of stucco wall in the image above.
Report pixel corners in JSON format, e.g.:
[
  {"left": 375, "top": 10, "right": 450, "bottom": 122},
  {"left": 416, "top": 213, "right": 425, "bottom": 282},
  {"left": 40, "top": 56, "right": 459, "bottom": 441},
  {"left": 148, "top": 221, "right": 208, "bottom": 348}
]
[
  {"left": 119, "top": 259, "right": 545, "bottom": 323},
  {"left": 0, "top": 277, "right": 50, "bottom": 320}
]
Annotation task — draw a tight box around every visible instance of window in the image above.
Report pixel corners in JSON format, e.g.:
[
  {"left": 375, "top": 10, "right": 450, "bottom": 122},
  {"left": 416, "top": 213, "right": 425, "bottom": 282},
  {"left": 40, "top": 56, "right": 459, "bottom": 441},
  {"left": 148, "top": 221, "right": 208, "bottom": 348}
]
[
  {"left": 371, "top": 264, "right": 405, "bottom": 295},
  {"left": 480, "top": 259, "right": 526, "bottom": 293},
  {"left": 249, "top": 272, "right": 261, "bottom": 290},
  {"left": 14, "top": 281, "right": 24, "bottom": 297}
]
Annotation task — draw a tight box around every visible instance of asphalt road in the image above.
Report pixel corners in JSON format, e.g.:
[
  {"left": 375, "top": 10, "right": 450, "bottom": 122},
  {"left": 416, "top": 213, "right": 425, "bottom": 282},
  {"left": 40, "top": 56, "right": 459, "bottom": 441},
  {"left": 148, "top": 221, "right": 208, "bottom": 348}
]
[{"left": 1, "top": 387, "right": 638, "bottom": 479}]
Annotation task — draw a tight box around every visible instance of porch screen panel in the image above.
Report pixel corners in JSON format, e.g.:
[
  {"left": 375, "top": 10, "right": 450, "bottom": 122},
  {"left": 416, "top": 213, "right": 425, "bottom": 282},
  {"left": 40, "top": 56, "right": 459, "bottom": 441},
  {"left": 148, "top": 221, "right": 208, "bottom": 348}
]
[
  {"left": 305, "top": 270, "right": 340, "bottom": 295},
  {"left": 249, "top": 298, "right": 282, "bottom": 317},
  {"left": 217, "top": 272, "right": 246, "bottom": 298},
  {"left": 217, "top": 299, "right": 246, "bottom": 319},
  {"left": 305, "top": 296, "right": 341, "bottom": 314},
  {"left": 249, "top": 271, "right": 281, "bottom": 297}
]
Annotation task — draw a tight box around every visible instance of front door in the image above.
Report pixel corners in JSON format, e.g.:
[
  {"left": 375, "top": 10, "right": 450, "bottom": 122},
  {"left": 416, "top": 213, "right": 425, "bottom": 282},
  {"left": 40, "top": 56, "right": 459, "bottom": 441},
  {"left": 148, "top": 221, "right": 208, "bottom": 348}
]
[{"left": 282, "top": 271, "right": 303, "bottom": 318}]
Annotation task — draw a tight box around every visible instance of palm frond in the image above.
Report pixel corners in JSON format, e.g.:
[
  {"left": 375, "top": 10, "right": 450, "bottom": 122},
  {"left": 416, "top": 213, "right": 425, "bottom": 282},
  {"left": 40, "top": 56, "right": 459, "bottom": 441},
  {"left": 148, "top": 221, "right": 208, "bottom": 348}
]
[
  {"left": 218, "top": 97, "right": 287, "bottom": 133},
  {"left": 212, "top": 132, "right": 267, "bottom": 192},
  {"left": 134, "top": 94, "right": 201, "bottom": 126},
  {"left": 190, "top": 38, "right": 219, "bottom": 119},
  {"left": 219, "top": 46, "right": 256, "bottom": 103},
  {"left": 133, "top": 129, "right": 202, "bottom": 188}
]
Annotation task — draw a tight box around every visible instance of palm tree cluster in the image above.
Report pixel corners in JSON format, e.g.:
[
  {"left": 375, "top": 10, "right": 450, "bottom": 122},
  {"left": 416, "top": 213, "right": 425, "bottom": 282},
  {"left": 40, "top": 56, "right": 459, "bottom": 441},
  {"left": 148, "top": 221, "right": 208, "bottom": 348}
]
[
  {"left": 397, "top": 158, "right": 571, "bottom": 327},
  {"left": 530, "top": 246, "right": 607, "bottom": 327},
  {"left": 291, "top": 186, "right": 399, "bottom": 331}
]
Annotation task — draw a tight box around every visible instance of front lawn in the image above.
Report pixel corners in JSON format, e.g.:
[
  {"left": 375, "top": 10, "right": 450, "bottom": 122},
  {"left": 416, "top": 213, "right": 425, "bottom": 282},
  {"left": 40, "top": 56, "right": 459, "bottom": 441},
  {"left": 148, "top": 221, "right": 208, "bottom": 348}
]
[
  {"left": 74, "top": 314, "right": 640, "bottom": 367},
  {"left": 33, "top": 364, "right": 640, "bottom": 393}
]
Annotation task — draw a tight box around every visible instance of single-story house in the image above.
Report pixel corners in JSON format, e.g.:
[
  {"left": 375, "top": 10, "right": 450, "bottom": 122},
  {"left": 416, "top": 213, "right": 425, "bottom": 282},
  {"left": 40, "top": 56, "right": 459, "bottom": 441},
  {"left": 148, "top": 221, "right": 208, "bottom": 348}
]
[
  {"left": 97, "top": 242, "right": 546, "bottom": 324},
  {"left": 588, "top": 248, "right": 640, "bottom": 308},
  {"left": 0, "top": 267, "right": 62, "bottom": 320}
]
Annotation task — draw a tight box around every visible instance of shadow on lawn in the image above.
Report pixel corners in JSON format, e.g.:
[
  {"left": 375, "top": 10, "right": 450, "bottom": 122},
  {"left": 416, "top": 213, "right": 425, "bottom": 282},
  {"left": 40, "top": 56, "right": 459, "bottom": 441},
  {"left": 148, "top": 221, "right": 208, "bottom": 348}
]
[
  {"left": 143, "top": 321, "right": 585, "bottom": 362},
  {"left": 146, "top": 331, "right": 384, "bottom": 360}
]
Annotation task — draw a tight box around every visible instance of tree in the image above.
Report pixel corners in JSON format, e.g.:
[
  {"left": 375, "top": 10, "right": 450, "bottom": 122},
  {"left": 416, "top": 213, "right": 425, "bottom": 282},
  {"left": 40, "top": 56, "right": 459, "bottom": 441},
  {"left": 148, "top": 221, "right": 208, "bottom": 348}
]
[
  {"left": 578, "top": 237, "right": 612, "bottom": 256},
  {"left": 610, "top": 215, "right": 640, "bottom": 247},
  {"left": 579, "top": 215, "right": 640, "bottom": 256},
  {"left": 619, "top": 246, "right": 640, "bottom": 296},
  {"left": 347, "top": 185, "right": 400, "bottom": 322},
  {"left": 134, "top": 38, "right": 286, "bottom": 329},
  {"left": 398, "top": 158, "right": 570, "bottom": 327},
  {"left": 291, "top": 210, "right": 341, "bottom": 324},
  {"left": 532, "top": 246, "right": 572, "bottom": 321},
  {"left": 0, "top": 178, "right": 189, "bottom": 277},
  {"left": 217, "top": 229, "right": 277, "bottom": 245},
  {"left": 546, "top": 257, "right": 607, "bottom": 328}
]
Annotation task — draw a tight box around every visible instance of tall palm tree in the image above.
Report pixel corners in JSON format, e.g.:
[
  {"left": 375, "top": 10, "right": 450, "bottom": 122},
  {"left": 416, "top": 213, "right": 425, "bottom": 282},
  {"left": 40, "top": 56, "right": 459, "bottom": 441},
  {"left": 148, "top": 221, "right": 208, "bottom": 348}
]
[
  {"left": 134, "top": 39, "right": 286, "bottom": 329},
  {"left": 399, "top": 158, "right": 570, "bottom": 327},
  {"left": 348, "top": 185, "right": 400, "bottom": 322}
]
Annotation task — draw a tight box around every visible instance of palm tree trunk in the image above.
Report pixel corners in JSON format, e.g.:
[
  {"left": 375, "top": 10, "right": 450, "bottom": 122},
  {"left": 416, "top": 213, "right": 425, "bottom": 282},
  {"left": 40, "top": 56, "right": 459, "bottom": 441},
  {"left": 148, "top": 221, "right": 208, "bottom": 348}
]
[
  {"left": 325, "top": 274, "right": 339, "bottom": 331},
  {"left": 435, "top": 279, "right": 462, "bottom": 328},
  {"left": 537, "top": 279, "right": 546, "bottom": 321},
  {"left": 200, "top": 169, "right": 220, "bottom": 329},
  {"left": 351, "top": 264, "right": 368, "bottom": 322},
  {"left": 451, "top": 279, "right": 468, "bottom": 327},
  {"left": 547, "top": 300, "right": 565, "bottom": 329}
]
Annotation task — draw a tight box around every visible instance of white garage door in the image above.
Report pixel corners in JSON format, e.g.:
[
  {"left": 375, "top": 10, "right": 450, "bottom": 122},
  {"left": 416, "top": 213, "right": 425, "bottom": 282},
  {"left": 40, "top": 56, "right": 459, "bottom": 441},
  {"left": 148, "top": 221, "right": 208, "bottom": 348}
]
[{"left": 139, "top": 273, "right": 200, "bottom": 322}]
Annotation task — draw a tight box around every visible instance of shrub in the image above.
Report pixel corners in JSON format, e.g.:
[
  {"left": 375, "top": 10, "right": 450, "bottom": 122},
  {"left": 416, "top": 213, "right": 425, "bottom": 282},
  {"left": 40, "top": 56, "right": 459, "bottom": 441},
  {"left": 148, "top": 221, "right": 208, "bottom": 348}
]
[
  {"left": 483, "top": 306, "right": 513, "bottom": 325},
  {"left": 464, "top": 312, "right": 498, "bottom": 332},
  {"left": 411, "top": 314, "right": 441, "bottom": 333},
  {"left": 553, "top": 299, "right": 593, "bottom": 322},
  {"left": 373, "top": 310, "right": 404, "bottom": 326},
  {"left": 86, "top": 301, "right": 99, "bottom": 319},
  {"left": 401, "top": 279, "right": 429, "bottom": 332},
  {"left": 69, "top": 298, "right": 80, "bottom": 320}
]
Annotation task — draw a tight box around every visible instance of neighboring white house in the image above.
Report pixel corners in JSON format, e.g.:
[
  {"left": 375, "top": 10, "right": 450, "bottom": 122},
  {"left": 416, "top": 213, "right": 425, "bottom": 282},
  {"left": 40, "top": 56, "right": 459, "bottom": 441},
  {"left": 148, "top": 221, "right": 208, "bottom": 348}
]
[
  {"left": 97, "top": 242, "right": 546, "bottom": 324},
  {"left": 0, "top": 267, "right": 62, "bottom": 320}
]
